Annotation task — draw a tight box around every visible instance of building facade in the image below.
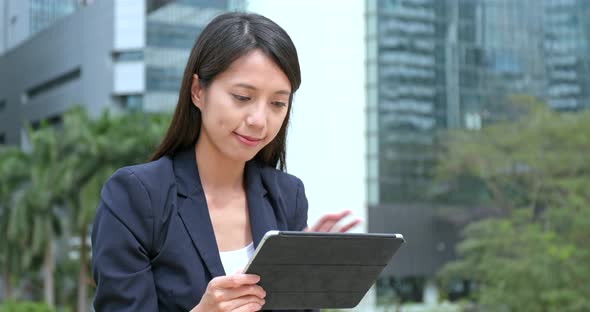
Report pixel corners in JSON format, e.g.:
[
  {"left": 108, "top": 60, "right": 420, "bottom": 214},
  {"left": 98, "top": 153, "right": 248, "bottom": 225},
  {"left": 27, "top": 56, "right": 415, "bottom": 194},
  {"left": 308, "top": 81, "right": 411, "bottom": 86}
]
[
  {"left": 544, "top": 0, "right": 590, "bottom": 110},
  {"left": 3, "top": 0, "right": 589, "bottom": 308},
  {"left": 0, "top": 0, "right": 230, "bottom": 146},
  {"left": 367, "top": 0, "right": 590, "bottom": 304},
  {"left": 1, "top": 1, "right": 370, "bottom": 308},
  {"left": 0, "top": 0, "right": 85, "bottom": 55}
]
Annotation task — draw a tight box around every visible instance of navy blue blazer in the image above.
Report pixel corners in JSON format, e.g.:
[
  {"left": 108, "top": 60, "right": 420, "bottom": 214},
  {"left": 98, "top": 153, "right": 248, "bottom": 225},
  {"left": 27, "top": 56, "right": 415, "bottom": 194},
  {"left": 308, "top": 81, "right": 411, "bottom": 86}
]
[{"left": 91, "top": 148, "right": 317, "bottom": 311}]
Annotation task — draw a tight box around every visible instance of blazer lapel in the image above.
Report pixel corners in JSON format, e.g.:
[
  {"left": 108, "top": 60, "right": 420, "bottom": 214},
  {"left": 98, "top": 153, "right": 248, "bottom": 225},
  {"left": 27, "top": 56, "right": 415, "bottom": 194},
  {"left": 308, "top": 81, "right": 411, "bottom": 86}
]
[
  {"left": 173, "top": 148, "right": 225, "bottom": 278},
  {"left": 172, "top": 147, "right": 279, "bottom": 278},
  {"left": 244, "top": 161, "right": 278, "bottom": 249}
]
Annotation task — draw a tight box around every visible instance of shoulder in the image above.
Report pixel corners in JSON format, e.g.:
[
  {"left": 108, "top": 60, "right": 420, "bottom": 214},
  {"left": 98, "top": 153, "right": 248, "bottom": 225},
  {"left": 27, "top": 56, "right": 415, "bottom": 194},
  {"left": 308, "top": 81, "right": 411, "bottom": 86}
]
[
  {"left": 116, "top": 156, "right": 175, "bottom": 186},
  {"left": 101, "top": 156, "right": 176, "bottom": 215},
  {"left": 257, "top": 165, "right": 309, "bottom": 230},
  {"left": 107, "top": 156, "right": 175, "bottom": 196},
  {"left": 257, "top": 164, "right": 307, "bottom": 212},
  {"left": 258, "top": 165, "right": 305, "bottom": 194}
]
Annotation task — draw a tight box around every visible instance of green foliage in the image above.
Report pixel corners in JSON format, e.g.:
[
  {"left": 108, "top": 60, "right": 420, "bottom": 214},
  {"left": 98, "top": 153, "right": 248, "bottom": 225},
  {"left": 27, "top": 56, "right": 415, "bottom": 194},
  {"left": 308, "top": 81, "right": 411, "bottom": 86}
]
[
  {"left": 0, "top": 301, "right": 56, "bottom": 312},
  {"left": 0, "top": 106, "right": 170, "bottom": 309},
  {"left": 434, "top": 95, "right": 590, "bottom": 209},
  {"left": 0, "top": 147, "right": 31, "bottom": 289},
  {"left": 436, "top": 96, "right": 590, "bottom": 311}
]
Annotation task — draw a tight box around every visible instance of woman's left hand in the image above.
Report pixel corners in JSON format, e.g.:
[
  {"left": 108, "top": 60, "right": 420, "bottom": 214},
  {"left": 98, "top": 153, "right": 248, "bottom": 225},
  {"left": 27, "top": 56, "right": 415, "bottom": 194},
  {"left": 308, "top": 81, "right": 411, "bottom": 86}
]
[{"left": 304, "top": 210, "right": 362, "bottom": 233}]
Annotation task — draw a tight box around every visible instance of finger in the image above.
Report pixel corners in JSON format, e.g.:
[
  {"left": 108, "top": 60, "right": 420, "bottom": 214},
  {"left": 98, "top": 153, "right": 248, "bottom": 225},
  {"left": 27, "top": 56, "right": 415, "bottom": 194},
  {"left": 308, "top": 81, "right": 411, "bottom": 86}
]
[
  {"left": 314, "top": 211, "right": 350, "bottom": 227},
  {"left": 232, "top": 300, "right": 264, "bottom": 312},
  {"left": 210, "top": 274, "right": 260, "bottom": 289},
  {"left": 317, "top": 210, "right": 351, "bottom": 232},
  {"left": 316, "top": 218, "right": 339, "bottom": 232},
  {"left": 224, "top": 295, "right": 265, "bottom": 312},
  {"left": 223, "top": 284, "right": 266, "bottom": 301},
  {"left": 338, "top": 218, "right": 362, "bottom": 233},
  {"left": 311, "top": 210, "right": 351, "bottom": 232}
]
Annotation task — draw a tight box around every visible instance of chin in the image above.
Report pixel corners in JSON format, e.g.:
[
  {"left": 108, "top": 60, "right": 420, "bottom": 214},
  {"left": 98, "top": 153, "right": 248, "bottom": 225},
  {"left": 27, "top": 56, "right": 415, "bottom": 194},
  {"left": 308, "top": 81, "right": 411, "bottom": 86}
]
[{"left": 224, "top": 150, "right": 259, "bottom": 163}]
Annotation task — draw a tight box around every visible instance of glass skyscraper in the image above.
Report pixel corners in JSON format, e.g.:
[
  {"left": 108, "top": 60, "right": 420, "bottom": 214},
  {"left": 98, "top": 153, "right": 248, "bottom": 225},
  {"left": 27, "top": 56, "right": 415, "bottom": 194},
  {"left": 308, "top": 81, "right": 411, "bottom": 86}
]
[
  {"left": 367, "top": 0, "right": 590, "bottom": 303},
  {"left": 143, "top": 0, "right": 229, "bottom": 111},
  {"left": 544, "top": 0, "right": 590, "bottom": 110},
  {"left": 109, "top": 0, "right": 230, "bottom": 111},
  {"left": 0, "top": 0, "right": 82, "bottom": 54},
  {"left": 0, "top": 0, "right": 234, "bottom": 145},
  {"left": 29, "top": 0, "right": 78, "bottom": 34}
]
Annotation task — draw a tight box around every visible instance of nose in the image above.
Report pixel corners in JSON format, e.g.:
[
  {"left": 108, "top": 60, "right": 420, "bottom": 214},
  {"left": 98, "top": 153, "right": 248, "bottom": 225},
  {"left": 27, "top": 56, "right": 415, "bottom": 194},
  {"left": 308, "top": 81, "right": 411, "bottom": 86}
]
[{"left": 245, "top": 101, "right": 267, "bottom": 129}]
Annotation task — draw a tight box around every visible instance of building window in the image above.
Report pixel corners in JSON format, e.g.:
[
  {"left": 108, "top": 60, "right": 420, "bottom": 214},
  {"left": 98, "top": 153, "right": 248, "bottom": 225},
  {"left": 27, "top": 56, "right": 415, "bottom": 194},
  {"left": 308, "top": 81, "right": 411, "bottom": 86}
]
[
  {"left": 147, "top": 67, "right": 182, "bottom": 92},
  {"left": 29, "top": 0, "right": 76, "bottom": 34},
  {"left": 147, "top": 22, "right": 203, "bottom": 49},
  {"left": 0, "top": 132, "right": 5, "bottom": 144},
  {"left": 115, "top": 95, "right": 143, "bottom": 111},
  {"left": 26, "top": 68, "right": 81, "bottom": 100},
  {"left": 0, "top": 99, "right": 6, "bottom": 112},
  {"left": 30, "top": 114, "right": 63, "bottom": 131},
  {"left": 125, "top": 95, "right": 143, "bottom": 111},
  {"left": 113, "top": 50, "right": 144, "bottom": 61}
]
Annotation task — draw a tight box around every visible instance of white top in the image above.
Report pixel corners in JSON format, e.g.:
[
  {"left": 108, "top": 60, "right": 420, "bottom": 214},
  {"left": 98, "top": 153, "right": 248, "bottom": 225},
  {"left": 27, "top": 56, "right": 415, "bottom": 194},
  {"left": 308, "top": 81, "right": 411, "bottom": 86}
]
[{"left": 219, "top": 242, "right": 255, "bottom": 275}]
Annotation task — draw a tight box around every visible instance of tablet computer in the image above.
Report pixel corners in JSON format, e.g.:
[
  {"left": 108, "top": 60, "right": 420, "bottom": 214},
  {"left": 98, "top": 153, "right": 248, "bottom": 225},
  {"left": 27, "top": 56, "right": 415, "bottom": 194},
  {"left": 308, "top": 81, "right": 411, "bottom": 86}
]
[{"left": 243, "top": 231, "right": 405, "bottom": 310}]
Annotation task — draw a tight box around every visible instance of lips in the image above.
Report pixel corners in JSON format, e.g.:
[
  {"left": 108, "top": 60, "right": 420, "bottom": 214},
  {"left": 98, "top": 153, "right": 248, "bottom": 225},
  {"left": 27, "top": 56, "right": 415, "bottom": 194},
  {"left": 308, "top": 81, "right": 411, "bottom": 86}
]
[{"left": 234, "top": 132, "right": 263, "bottom": 146}]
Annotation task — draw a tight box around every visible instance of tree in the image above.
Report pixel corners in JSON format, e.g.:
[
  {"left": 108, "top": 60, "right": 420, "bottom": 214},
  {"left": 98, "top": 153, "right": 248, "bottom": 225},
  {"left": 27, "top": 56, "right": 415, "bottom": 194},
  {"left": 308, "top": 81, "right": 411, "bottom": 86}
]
[
  {"left": 9, "top": 123, "right": 65, "bottom": 307},
  {"left": 0, "top": 148, "right": 30, "bottom": 299},
  {"left": 56, "top": 107, "right": 170, "bottom": 311},
  {"left": 436, "top": 96, "right": 590, "bottom": 310},
  {"left": 0, "top": 107, "right": 170, "bottom": 310}
]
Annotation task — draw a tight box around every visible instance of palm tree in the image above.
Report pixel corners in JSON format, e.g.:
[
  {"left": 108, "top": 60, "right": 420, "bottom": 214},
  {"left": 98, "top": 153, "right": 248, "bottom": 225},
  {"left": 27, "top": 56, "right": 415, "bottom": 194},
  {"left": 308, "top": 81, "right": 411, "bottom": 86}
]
[
  {"left": 0, "top": 147, "right": 30, "bottom": 299},
  {"left": 57, "top": 107, "right": 170, "bottom": 311},
  {"left": 3, "top": 108, "right": 119, "bottom": 309},
  {"left": 2, "top": 107, "right": 170, "bottom": 309},
  {"left": 10, "top": 123, "right": 64, "bottom": 307},
  {"left": 58, "top": 108, "right": 116, "bottom": 312}
]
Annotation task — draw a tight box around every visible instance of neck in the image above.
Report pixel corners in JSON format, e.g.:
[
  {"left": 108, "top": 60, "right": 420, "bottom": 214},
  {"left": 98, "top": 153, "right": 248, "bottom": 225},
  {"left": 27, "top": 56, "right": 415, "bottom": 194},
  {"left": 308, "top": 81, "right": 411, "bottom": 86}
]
[{"left": 194, "top": 135, "right": 245, "bottom": 192}]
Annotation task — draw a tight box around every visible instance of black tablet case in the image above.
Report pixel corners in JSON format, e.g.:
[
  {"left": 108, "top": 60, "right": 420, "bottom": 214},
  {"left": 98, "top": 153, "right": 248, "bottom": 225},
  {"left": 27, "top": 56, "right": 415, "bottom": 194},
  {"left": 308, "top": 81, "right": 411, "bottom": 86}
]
[{"left": 244, "top": 231, "right": 404, "bottom": 310}]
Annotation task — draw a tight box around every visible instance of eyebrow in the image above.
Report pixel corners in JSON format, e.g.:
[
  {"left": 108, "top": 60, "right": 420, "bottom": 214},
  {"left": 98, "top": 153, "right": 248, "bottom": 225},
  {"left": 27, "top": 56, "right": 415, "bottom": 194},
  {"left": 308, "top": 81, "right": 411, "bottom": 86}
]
[{"left": 233, "top": 83, "right": 291, "bottom": 96}]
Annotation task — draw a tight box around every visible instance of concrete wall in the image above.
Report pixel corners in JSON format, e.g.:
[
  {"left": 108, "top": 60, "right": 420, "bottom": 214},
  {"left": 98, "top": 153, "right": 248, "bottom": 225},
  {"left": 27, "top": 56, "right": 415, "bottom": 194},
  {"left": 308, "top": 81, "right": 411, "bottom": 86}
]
[
  {"left": 0, "top": 0, "right": 116, "bottom": 145},
  {"left": 0, "top": 0, "right": 31, "bottom": 54}
]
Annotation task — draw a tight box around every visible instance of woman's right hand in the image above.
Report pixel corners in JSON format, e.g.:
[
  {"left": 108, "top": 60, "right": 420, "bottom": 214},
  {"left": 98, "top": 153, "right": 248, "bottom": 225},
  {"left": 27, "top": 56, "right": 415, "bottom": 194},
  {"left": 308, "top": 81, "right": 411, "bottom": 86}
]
[{"left": 191, "top": 273, "right": 266, "bottom": 312}]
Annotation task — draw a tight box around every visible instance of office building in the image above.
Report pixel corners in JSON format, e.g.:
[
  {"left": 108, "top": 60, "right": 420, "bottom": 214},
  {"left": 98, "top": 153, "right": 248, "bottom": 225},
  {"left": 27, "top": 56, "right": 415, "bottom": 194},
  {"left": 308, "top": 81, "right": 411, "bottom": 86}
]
[
  {"left": 0, "top": 0, "right": 88, "bottom": 55},
  {"left": 0, "top": 0, "right": 230, "bottom": 145},
  {"left": 367, "top": 0, "right": 590, "bottom": 303}
]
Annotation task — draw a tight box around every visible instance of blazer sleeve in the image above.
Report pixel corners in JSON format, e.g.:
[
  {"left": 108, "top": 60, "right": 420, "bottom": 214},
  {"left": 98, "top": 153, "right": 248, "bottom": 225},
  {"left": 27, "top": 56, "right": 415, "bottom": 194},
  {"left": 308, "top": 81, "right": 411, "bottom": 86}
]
[
  {"left": 91, "top": 168, "right": 158, "bottom": 312},
  {"left": 292, "top": 178, "right": 310, "bottom": 231}
]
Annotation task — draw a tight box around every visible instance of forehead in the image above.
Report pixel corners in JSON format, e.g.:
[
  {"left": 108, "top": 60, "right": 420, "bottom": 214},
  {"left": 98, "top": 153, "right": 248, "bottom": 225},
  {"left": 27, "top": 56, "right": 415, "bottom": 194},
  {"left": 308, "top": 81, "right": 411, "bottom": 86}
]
[{"left": 215, "top": 49, "right": 291, "bottom": 93}]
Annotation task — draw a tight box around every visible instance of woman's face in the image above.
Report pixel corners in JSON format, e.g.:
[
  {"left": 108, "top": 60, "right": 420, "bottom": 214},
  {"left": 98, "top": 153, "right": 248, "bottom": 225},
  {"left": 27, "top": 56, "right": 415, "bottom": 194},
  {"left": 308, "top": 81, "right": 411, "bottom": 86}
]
[{"left": 191, "top": 49, "right": 291, "bottom": 163}]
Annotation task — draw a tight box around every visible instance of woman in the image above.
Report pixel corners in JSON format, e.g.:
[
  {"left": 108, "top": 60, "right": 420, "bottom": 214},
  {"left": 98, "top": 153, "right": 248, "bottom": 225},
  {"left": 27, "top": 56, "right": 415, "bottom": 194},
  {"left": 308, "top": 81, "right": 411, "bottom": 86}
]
[{"left": 91, "top": 12, "right": 360, "bottom": 312}]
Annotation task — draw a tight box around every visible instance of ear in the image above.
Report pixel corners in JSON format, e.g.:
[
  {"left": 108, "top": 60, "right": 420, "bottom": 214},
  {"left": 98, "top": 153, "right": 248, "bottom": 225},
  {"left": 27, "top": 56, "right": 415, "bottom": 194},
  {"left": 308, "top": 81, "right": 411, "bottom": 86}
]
[{"left": 191, "top": 74, "right": 204, "bottom": 109}]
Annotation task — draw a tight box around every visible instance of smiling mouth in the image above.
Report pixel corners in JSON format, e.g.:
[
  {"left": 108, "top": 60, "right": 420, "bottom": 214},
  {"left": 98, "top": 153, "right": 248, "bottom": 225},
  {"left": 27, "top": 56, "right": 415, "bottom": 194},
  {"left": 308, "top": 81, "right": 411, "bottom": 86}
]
[{"left": 234, "top": 132, "right": 263, "bottom": 146}]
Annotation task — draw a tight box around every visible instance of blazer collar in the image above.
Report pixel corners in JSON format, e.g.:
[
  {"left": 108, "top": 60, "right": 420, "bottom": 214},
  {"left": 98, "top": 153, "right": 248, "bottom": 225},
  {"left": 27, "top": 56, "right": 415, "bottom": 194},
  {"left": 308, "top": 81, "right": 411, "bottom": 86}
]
[{"left": 172, "top": 147, "right": 277, "bottom": 278}]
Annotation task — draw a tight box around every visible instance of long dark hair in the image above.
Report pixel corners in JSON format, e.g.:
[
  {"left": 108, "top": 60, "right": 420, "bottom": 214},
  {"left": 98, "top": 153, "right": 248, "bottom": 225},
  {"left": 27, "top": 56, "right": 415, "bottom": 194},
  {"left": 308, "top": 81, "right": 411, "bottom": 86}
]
[{"left": 150, "top": 12, "right": 301, "bottom": 171}]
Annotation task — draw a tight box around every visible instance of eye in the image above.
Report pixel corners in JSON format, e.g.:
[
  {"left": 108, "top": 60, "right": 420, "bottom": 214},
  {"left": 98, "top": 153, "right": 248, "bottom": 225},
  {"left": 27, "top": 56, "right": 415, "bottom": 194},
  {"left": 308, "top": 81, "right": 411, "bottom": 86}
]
[
  {"left": 232, "top": 94, "right": 251, "bottom": 102},
  {"left": 272, "top": 101, "right": 287, "bottom": 108}
]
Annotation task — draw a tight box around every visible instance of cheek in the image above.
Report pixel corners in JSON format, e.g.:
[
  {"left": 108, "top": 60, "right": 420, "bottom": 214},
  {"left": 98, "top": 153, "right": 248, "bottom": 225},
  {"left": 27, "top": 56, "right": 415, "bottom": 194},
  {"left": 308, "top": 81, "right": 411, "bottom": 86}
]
[
  {"left": 268, "top": 111, "right": 288, "bottom": 137},
  {"left": 203, "top": 100, "right": 237, "bottom": 131}
]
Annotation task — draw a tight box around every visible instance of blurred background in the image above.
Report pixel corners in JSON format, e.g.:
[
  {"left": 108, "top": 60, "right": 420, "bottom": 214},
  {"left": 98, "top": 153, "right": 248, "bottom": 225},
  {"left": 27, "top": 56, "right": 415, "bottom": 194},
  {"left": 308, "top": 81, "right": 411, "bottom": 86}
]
[{"left": 0, "top": 0, "right": 589, "bottom": 311}]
